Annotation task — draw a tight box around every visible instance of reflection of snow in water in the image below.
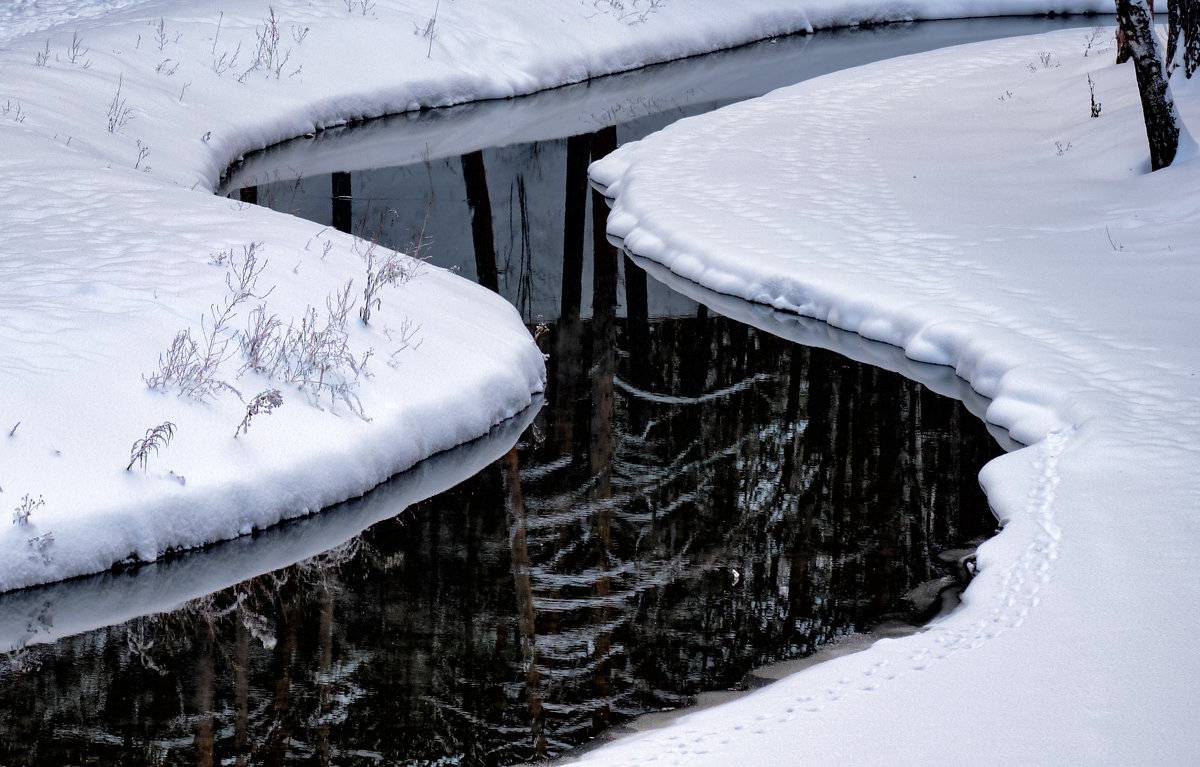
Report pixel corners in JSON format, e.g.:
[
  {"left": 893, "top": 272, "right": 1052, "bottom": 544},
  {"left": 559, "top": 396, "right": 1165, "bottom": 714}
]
[
  {"left": 0, "top": 403, "right": 538, "bottom": 655},
  {"left": 0, "top": 316, "right": 1001, "bottom": 764}
]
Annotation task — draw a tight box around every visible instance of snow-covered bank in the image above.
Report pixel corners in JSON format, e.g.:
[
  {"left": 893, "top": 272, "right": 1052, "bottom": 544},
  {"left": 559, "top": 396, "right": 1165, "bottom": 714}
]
[
  {"left": 0, "top": 401, "right": 537, "bottom": 655},
  {"left": 585, "top": 24, "right": 1200, "bottom": 766},
  {"left": 0, "top": 2, "right": 1112, "bottom": 595},
  {"left": 0, "top": 0, "right": 838, "bottom": 595}
]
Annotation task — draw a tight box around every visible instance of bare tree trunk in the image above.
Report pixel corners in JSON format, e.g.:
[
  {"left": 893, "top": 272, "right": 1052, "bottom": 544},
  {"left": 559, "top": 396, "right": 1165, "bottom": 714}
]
[
  {"left": 315, "top": 584, "right": 334, "bottom": 767},
  {"left": 1116, "top": 0, "right": 1181, "bottom": 170},
  {"left": 331, "top": 171, "right": 352, "bottom": 234},
  {"left": 193, "top": 621, "right": 215, "bottom": 767},
  {"left": 1117, "top": 0, "right": 1153, "bottom": 63},
  {"left": 234, "top": 617, "right": 250, "bottom": 767},
  {"left": 503, "top": 446, "right": 547, "bottom": 759},
  {"left": 560, "top": 133, "right": 591, "bottom": 323},
  {"left": 461, "top": 150, "right": 500, "bottom": 292},
  {"left": 551, "top": 133, "right": 592, "bottom": 452},
  {"left": 1168, "top": 0, "right": 1200, "bottom": 78}
]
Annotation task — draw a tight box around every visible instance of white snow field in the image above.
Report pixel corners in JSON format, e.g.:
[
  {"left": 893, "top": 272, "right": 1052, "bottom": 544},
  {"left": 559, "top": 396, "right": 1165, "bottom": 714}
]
[
  {"left": 0, "top": 0, "right": 1112, "bottom": 593},
  {"left": 584, "top": 20, "right": 1200, "bottom": 767},
  {"left": 0, "top": 0, "right": 845, "bottom": 595},
  {"left": 2, "top": 0, "right": 1185, "bottom": 762}
]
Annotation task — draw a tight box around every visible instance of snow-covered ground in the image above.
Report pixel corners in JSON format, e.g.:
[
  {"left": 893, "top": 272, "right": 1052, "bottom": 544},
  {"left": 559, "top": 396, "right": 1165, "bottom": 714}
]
[
  {"left": 585, "top": 19, "right": 1200, "bottom": 767},
  {"left": 1, "top": 0, "right": 839, "bottom": 594},
  {"left": 0, "top": 0, "right": 1111, "bottom": 593},
  {"left": 4, "top": 0, "right": 1187, "bottom": 763}
]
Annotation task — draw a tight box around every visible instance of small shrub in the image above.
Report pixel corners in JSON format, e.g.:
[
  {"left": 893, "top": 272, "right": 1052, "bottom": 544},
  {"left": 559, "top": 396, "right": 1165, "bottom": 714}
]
[
  {"left": 359, "top": 242, "right": 412, "bottom": 324},
  {"left": 414, "top": 1, "right": 438, "bottom": 57},
  {"left": 236, "top": 389, "right": 283, "bottom": 437},
  {"left": 240, "top": 304, "right": 284, "bottom": 372},
  {"left": 1031, "top": 51, "right": 1060, "bottom": 70},
  {"left": 65, "top": 30, "right": 91, "bottom": 67},
  {"left": 106, "top": 73, "right": 135, "bottom": 134},
  {"left": 13, "top": 494, "right": 43, "bottom": 526},
  {"left": 2, "top": 99, "right": 26, "bottom": 124},
  {"left": 135, "top": 140, "right": 151, "bottom": 171},
  {"left": 239, "top": 282, "right": 371, "bottom": 417},
  {"left": 358, "top": 212, "right": 429, "bottom": 324},
  {"left": 127, "top": 422, "right": 176, "bottom": 471},
  {"left": 213, "top": 42, "right": 242, "bottom": 76},
  {"left": 1083, "top": 25, "right": 1106, "bottom": 57},
  {"left": 385, "top": 319, "right": 423, "bottom": 368},
  {"left": 33, "top": 40, "right": 50, "bottom": 67},
  {"left": 592, "top": 0, "right": 667, "bottom": 24},
  {"left": 152, "top": 17, "right": 177, "bottom": 51},
  {"left": 240, "top": 7, "right": 295, "bottom": 80},
  {"left": 145, "top": 243, "right": 267, "bottom": 400}
]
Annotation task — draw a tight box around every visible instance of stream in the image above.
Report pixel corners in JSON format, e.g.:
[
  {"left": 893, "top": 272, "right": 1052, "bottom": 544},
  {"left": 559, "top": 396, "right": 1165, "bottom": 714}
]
[{"left": 0, "top": 16, "right": 1107, "bottom": 767}]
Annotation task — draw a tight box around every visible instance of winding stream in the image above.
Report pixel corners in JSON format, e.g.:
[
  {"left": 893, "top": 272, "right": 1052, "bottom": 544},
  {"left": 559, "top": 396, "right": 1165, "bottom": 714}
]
[{"left": 1, "top": 16, "right": 1104, "bottom": 767}]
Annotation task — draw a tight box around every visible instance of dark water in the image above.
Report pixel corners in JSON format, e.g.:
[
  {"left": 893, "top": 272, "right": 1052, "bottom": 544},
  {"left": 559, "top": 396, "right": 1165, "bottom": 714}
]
[
  {"left": 0, "top": 315, "right": 1000, "bottom": 766},
  {"left": 0, "top": 16, "right": 1110, "bottom": 767},
  {"left": 222, "top": 15, "right": 1110, "bottom": 323}
]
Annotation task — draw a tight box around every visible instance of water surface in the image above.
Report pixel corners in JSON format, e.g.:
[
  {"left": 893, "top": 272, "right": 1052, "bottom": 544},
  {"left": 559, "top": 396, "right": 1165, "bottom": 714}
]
[{"left": 0, "top": 311, "right": 1002, "bottom": 766}]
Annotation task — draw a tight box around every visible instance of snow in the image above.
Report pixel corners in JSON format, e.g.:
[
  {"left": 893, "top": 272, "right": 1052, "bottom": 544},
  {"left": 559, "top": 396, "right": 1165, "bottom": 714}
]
[
  {"left": 0, "top": 0, "right": 1114, "bottom": 595},
  {"left": 2, "top": 0, "right": 1191, "bottom": 763},
  {"left": 585, "top": 20, "right": 1200, "bottom": 767},
  {"left": 0, "top": 403, "right": 537, "bottom": 654}
]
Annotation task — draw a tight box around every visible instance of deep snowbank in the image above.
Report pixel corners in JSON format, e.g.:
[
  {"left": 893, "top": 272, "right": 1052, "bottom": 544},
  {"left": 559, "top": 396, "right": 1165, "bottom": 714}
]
[
  {"left": 0, "top": 402, "right": 537, "bottom": 654},
  {"left": 0, "top": 1, "right": 1111, "bottom": 594},
  {"left": 585, "top": 24, "right": 1200, "bottom": 766}
]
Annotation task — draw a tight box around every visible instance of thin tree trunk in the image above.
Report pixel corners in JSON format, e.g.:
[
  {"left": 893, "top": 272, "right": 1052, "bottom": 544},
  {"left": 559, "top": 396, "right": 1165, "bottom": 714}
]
[
  {"left": 234, "top": 616, "right": 250, "bottom": 767},
  {"left": 503, "top": 446, "right": 547, "bottom": 759},
  {"left": 561, "top": 133, "right": 591, "bottom": 323},
  {"left": 1168, "top": 0, "right": 1200, "bottom": 78},
  {"left": 331, "top": 171, "right": 352, "bottom": 234},
  {"left": 461, "top": 150, "right": 500, "bottom": 292},
  {"left": 1116, "top": 0, "right": 1181, "bottom": 170},
  {"left": 193, "top": 621, "right": 215, "bottom": 767},
  {"left": 1117, "top": 0, "right": 1154, "bottom": 63},
  {"left": 589, "top": 126, "right": 620, "bottom": 495},
  {"left": 551, "top": 134, "right": 592, "bottom": 452}
]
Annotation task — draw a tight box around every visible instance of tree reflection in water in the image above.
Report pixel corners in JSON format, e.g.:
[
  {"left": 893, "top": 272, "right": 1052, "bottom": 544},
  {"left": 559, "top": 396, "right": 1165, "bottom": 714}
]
[
  {"left": 0, "top": 303, "right": 1001, "bottom": 766},
  {"left": 3, "top": 116, "right": 1004, "bottom": 767}
]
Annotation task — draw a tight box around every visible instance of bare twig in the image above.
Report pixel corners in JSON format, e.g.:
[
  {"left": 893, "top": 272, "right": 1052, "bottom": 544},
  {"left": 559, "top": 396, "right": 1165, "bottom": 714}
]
[
  {"left": 126, "top": 422, "right": 177, "bottom": 471},
  {"left": 106, "top": 73, "right": 135, "bottom": 133},
  {"left": 212, "top": 11, "right": 223, "bottom": 55},
  {"left": 145, "top": 243, "right": 267, "bottom": 400},
  {"left": 12, "top": 494, "right": 43, "bottom": 525},
  {"left": 235, "top": 389, "right": 283, "bottom": 437},
  {"left": 65, "top": 30, "right": 91, "bottom": 67}
]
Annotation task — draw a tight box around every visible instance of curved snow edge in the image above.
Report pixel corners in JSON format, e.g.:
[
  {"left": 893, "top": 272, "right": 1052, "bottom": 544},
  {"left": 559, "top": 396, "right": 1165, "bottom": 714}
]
[
  {"left": 583, "top": 51, "right": 1088, "bottom": 741},
  {"left": 588, "top": 164, "right": 1071, "bottom": 443},
  {"left": 0, "top": 400, "right": 540, "bottom": 653}
]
